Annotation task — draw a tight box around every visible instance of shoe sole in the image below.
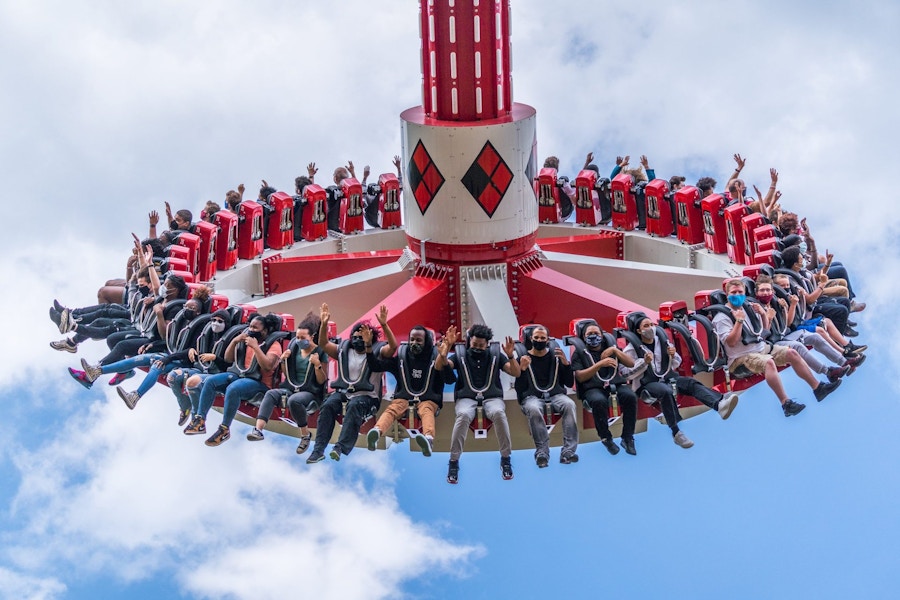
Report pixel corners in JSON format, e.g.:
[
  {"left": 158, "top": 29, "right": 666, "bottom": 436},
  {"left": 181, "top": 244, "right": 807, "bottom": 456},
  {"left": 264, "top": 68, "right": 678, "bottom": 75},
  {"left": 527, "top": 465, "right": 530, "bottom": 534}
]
[
  {"left": 178, "top": 413, "right": 191, "bottom": 427},
  {"left": 184, "top": 425, "right": 206, "bottom": 435},
  {"left": 329, "top": 450, "right": 341, "bottom": 461},
  {"left": 815, "top": 379, "right": 842, "bottom": 402},
  {"left": 415, "top": 435, "right": 432, "bottom": 457},
  {"left": 718, "top": 395, "right": 739, "bottom": 420},
  {"left": 53, "top": 342, "right": 77, "bottom": 353},
  {"left": 296, "top": 438, "right": 311, "bottom": 454},
  {"left": 674, "top": 435, "right": 694, "bottom": 449},
  {"left": 501, "top": 472, "right": 513, "bottom": 481},
  {"left": 68, "top": 368, "right": 92, "bottom": 389},
  {"left": 205, "top": 433, "right": 230, "bottom": 447},
  {"left": 246, "top": 433, "right": 264, "bottom": 441},
  {"left": 366, "top": 429, "right": 379, "bottom": 451},
  {"left": 783, "top": 404, "right": 806, "bottom": 417},
  {"left": 306, "top": 454, "right": 325, "bottom": 464},
  {"left": 116, "top": 386, "right": 138, "bottom": 410}
]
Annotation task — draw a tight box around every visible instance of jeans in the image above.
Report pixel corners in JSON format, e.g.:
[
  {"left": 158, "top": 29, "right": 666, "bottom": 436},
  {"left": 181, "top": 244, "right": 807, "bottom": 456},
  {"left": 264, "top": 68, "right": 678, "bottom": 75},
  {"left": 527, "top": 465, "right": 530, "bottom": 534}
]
[
  {"left": 258, "top": 389, "right": 319, "bottom": 427},
  {"left": 583, "top": 386, "right": 637, "bottom": 440},
  {"left": 167, "top": 367, "right": 200, "bottom": 412},
  {"left": 520, "top": 394, "right": 578, "bottom": 459},
  {"left": 99, "top": 353, "right": 180, "bottom": 396},
  {"left": 196, "top": 372, "right": 268, "bottom": 428},
  {"left": 449, "top": 397, "right": 511, "bottom": 461}
]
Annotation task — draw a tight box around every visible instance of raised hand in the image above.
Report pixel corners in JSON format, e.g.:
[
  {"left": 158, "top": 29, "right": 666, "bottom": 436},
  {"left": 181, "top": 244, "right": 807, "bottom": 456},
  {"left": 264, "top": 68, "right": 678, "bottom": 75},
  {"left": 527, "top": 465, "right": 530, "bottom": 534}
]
[
  {"left": 640, "top": 155, "right": 650, "bottom": 169},
  {"left": 376, "top": 304, "right": 389, "bottom": 325},
  {"left": 734, "top": 154, "right": 746, "bottom": 171},
  {"left": 307, "top": 162, "right": 318, "bottom": 178},
  {"left": 320, "top": 303, "right": 330, "bottom": 324},
  {"left": 359, "top": 323, "right": 373, "bottom": 345},
  {"left": 149, "top": 210, "right": 159, "bottom": 226},
  {"left": 769, "top": 168, "right": 778, "bottom": 185}
]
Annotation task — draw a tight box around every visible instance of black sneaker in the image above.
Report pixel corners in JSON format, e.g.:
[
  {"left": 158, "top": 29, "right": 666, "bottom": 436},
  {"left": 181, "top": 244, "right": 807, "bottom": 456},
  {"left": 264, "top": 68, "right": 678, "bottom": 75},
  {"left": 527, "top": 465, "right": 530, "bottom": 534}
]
[
  {"left": 49, "top": 307, "right": 62, "bottom": 328},
  {"left": 500, "top": 457, "right": 513, "bottom": 480},
  {"left": 620, "top": 437, "right": 637, "bottom": 455},
  {"left": 843, "top": 327, "right": 859, "bottom": 338},
  {"left": 601, "top": 438, "right": 620, "bottom": 455},
  {"left": 296, "top": 434, "right": 312, "bottom": 454},
  {"left": 843, "top": 342, "right": 867, "bottom": 356},
  {"left": 813, "top": 378, "right": 842, "bottom": 402},
  {"left": 560, "top": 453, "right": 579, "bottom": 464},
  {"left": 536, "top": 455, "right": 549, "bottom": 468},
  {"left": 782, "top": 399, "right": 806, "bottom": 417},
  {"left": 447, "top": 460, "right": 460, "bottom": 484},
  {"left": 329, "top": 446, "right": 342, "bottom": 461},
  {"left": 53, "top": 299, "right": 65, "bottom": 313},
  {"left": 306, "top": 450, "right": 325, "bottom": 464},
  {"left": 205, "top": 424, "right": 230, "bottom": 446},
  {"left": 177, "top": 409, "right": 191, "bottom": 427},
  {"left": 246, "top": 428, "right": 264, "bottom": 441}
]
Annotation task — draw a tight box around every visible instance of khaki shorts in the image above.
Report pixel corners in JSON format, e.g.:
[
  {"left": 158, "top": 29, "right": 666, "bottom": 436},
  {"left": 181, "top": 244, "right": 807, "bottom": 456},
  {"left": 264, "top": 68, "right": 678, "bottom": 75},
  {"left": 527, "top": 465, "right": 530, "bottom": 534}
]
[{"left": 730, "top": 344, "right": 791, "bottom": 374}]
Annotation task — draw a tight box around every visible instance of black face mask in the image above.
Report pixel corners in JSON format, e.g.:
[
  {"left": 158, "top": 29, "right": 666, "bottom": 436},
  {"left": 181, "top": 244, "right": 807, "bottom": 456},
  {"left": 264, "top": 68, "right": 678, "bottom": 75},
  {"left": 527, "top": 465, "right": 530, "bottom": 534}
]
[
  {"left": 408, "top": 342, "right": 424, "bottom": 356},
  {"left": 351, "top": 337, "right": 367, "bottom": 352},
  {"left": 532, "top": 340, "right": 548, "bottom": 351},
  {"left": 170, "top": 220, "right": 179, "bottom": 230},
  {"left": 138, "top": 285, "right": 151, "bottom": 296},
  {"left": 247, "top": 330, "right": 265, "bottom": 341},
  {"left": 468, "top": 347, "right": 485, "bottom": 358},
  {"left": 183, "top": 309, "right": 197, "bottom": 320}
]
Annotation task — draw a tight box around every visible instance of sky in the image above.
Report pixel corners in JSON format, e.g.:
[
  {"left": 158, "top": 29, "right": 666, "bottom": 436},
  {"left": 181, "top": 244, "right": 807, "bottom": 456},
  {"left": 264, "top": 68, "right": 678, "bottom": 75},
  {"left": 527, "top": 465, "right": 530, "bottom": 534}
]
[{"left": 1, "top": 0, "right": 899, "bottom": 598}]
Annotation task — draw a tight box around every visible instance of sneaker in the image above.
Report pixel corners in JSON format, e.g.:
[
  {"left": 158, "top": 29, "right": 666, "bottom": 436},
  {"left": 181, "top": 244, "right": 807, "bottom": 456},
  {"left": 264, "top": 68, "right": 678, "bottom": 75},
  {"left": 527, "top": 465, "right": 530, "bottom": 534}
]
[
  {"left": 53, "top": 299, "right": 66, "bottom": 313},
  {"left": 813, "top": 378, "right": 842, "bottom": 402},
  {"left": 246, "top": 428, "right": 264, "bottom": 441},
  {"left": 673, "top": 431, "right": 694, "bottom": 448},
  {"left": 620, "top": 437, "right": 637, "bottom": 456},
  {"left": 447, "top": 460, "right": 460, "bottom": 484},
  {"left": 366, "top": 428, "right": 380, "bottom": 451},
  {"left": 827, "top": 366, "right": 849, "bottom": 383},
  {"left": 601, "top": 438, "right": 620, "bottom": 455},
  {"left": 183, "top": 415, "right": 206, "bottom": 435},
  {"left": 536, "top": 455, "right": 549, "bottom": 468},
  {"left": 560, "top": 453, "right": 579, "bottom": 464},
  {"left": 205, "top": 424, "right": 230, "bottom": 446},
  {"left": 68, "top": 367, "right": 93, "bottom": 389},
  {"left": 109, "top": 370, "right": 136, "bottom": 386},
  {"left": 80, "top": 358, "right": 103, "bottom": 383},
  {"left": 116, "top": 386, "right": 140, "bottom": 410},
  {"left": 49, "top": 307, "right": 62, "bottom": 328},
  {"left": 843, "top": 342, "right": 867, "bottom": 356},
  {"left": 58, "top": 308, "right": 74, "bottom": 334},
  {"left": 846, "top": 319, "right": 857, "bottom": 327},
  {"left": 844, "top": 353, "right": 866, "bottom": 376},
  {"left": 717, "top": 393, "right": 739, "bottom": 420},
  {"left": 414, "top": 433, "right": 432, "bottom": 457},
  {"left": 850, "top": 301, "right": 866, "bottom": 313},
  {"left": 306, "top": 450, "right": 325, "bottom": 464},
  {"left": 296, "top": 434, "right": 312, "bottom": 454},
  {"left": 500, "top": 457, "right": 513, "bottom": 480},
  {"left": 51, "top": 338, "right": 77, "bottom": 353},
  {"left": 329, "top": 446, "right": 342, "bottom": 461},
  {"left": 843, "top": 326, "right": 859, "bottom": 338},
  {"left": 177, "top": 409, "right": 191, "bottom": 427},
  {"left": 782, "top": 399, "right": 806, "bottom": 417}
]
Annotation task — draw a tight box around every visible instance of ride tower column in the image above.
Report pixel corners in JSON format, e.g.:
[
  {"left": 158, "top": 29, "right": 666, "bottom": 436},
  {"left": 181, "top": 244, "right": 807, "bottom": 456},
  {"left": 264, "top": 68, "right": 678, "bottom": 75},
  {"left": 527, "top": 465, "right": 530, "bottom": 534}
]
[{"left": 400, "top": 0, "right": 539, "bottom": 336}]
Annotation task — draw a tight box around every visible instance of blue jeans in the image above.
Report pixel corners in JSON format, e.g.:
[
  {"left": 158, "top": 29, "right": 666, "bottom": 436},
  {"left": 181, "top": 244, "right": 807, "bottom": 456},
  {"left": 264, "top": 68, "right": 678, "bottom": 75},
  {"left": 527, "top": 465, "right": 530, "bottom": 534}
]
[
  {"left": 521, "top": 394, "right": 578, "bottom": 459},
  {"left": 196, "top": 372, "right": 268, "bottom": 428},
  {"left": 167, "top": 367, "right": 200, "bottom": 412}
]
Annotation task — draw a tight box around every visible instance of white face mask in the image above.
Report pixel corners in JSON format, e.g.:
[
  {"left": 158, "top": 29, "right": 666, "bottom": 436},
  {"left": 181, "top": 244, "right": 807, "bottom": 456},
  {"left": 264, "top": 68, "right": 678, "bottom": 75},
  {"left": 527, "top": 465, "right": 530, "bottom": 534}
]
[
  {"left": 210, "top": 321, "right": 225, "bottom": 333},
  {"left": 640, "top": 328, "right": 655, "bottom": 341},
  {"left": 158, "top": 283, "right": 169, "bottom": 298}
]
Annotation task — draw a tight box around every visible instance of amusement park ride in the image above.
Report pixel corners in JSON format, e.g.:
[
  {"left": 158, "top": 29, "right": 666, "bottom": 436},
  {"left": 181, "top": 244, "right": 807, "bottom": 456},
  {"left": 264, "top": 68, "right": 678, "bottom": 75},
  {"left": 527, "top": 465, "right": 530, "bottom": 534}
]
[{"left": 178, "top": 0, "right": 777, "bottom": 452}]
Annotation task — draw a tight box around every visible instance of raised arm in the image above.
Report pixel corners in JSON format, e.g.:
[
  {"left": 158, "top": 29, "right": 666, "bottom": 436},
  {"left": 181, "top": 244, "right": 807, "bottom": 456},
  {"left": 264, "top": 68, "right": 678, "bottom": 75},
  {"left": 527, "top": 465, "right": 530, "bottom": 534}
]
[
  {"left": 726, "top": 153, "right": 746, "bottom": 188},
  {"left": 318, "top": 303, "right": 339, "bottom": 359},
  {"left": 376, "top": 305, "right": 397, "bottom": 357}
]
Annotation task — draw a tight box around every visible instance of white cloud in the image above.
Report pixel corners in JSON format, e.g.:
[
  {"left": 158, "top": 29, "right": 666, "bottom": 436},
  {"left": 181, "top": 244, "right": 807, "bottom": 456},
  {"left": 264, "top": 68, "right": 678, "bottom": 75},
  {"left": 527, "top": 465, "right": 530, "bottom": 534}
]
[
  {"left": 4, "top": 387, "right": 480, "bottom": 599},
  {"left": 0, "top": 567, "right": 65, "bottom": 600}
]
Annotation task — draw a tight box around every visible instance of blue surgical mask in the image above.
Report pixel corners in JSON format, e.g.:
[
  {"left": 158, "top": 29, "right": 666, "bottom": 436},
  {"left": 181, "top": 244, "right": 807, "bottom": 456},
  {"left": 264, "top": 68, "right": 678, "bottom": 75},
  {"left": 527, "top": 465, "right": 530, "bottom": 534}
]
[
  {"left": 297, "top": 338, "right": 311, "bottom": 350},
  {"left": 728, "top": 293, "right": 746, "bottom": 307},
  {"left": 799, "top": 241, "right": 808, "bottom": 254}
]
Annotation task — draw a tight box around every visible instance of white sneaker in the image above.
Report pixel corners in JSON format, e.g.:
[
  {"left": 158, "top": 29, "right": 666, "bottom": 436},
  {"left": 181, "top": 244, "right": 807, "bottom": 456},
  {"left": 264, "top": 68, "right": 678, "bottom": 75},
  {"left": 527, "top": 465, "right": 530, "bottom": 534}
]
[
  {"left": 673, "top": 431, "right": 694, "bottom": 449},
  {"left": 717, "top": 393, "right": 739, "bottom": 420},
  {"left": 415, "top": 433, "right": 432, "bottom": 457}
]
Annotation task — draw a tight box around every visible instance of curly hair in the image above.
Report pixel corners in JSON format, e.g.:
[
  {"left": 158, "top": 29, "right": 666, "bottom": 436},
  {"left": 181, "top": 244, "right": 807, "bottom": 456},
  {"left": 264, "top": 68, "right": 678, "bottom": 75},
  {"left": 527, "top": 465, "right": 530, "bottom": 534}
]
[
  {"left": 296, "top": 311, "right": 322, "bottom": 344},
  {"left": 467, "top": 323, "right": 493, "bottom": 342},
  {"left": 351, "top": 320, "right": 380, "bottom": 341}
]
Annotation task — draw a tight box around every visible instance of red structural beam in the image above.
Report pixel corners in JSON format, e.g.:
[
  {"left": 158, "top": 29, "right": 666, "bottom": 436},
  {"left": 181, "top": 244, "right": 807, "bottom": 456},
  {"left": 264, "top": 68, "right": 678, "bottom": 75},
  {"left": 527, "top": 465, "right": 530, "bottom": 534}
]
[
  {"left": 262, "top": 251, "right": 403, "bottom": 296},
  {"left": 513, "top": 266, "right": 657, "bottom": 335},
  {"left": 536, "top": 233, "right": 625, "bottom": 260},
  {"left": 339, "top": 274, "right": 451, "bottom": 340}
]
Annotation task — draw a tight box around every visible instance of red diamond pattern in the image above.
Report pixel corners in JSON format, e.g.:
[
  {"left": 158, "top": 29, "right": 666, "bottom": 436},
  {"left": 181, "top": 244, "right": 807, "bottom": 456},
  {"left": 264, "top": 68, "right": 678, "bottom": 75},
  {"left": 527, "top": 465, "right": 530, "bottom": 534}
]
[
  {"left": 408, "top": 140, "right": 445, "bottom": 214},
  {"left": 461, "top": 141, "right": 514, "bottom": 218}
]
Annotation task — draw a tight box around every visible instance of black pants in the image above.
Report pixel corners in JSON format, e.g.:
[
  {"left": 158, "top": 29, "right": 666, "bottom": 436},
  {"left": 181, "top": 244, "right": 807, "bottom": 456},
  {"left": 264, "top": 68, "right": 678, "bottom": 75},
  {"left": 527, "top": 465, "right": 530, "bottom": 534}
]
[
  {"left": 639, "top": 381, "right": 682, "bottom": 435},
  {"left": 102, "top": 336, "right": 152, "bottom": 365},
  {"left": 675, "top": 376, "right": 722, "bottom": 410},
  {"left": 72, "top": 319, "right": 133, "bottom": 344},
  {"left": 313, "top": 391, "right": 378, "bottom": 455},
  {"left": 258, "top": 388, "right": 319, "bottom": 427},
  {"left": 813, "top": 298, "right": 850, "bottom": 332},
  {"left": 583, "top": 386, "right": 637, "bottom": 441}
]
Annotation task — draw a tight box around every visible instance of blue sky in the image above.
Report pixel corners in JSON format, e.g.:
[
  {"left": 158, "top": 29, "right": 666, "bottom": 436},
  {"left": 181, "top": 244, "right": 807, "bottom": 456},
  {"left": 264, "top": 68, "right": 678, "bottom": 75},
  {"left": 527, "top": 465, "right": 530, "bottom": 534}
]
[{"left": 1, "top": 1, "right": 899, "bottom": 599}]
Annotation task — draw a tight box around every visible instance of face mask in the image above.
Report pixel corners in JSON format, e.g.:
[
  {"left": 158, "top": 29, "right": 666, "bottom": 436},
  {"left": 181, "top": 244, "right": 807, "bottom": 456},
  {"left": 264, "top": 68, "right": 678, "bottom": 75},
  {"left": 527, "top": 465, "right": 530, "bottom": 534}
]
[
  {"left": 532, "top": 340, "right": 548, "bottom": 351},
  {"left": 798, "top": 241, "right": 808, "bottom": 254},
  {"left": 351, "top": 337, "right": 367, "bottom": 352},
  {"left": 183, "top": 308, "right": 197, "bottom": 320},
  {"left": 585, "top": 333, "right": 602, "bottom": 347},
  {"left": 468, "top": 347, "right": 485, "bottom": 357},
  {"left": 640, "top": 328, "right": 655, "bottom": 341},
  {"left": 756, "top": 293, "right": 773, "bottom": 305},
  {"left": 247, "top": 329, "right": 265, "bottom": 341},
  {"left": 170, "top": 220, "right": 179, "bottom": 230},
  {"left": 138, "top": 285, "right": 150, "bottom": 296},
  {"left": 210, "top": 321, "right": 225, "bottom": 333},
  {"left": 408, "top": 342, "right": 424, "bottom": 355},
  {"left": 159, "top": 283, "right": 169, "bottom": 297},
  {"left": 728, "top": 293, "right": 746, "bottom": 307},
  {"left": 297, "top": 338, "right": 311, "bottom": 350}
]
